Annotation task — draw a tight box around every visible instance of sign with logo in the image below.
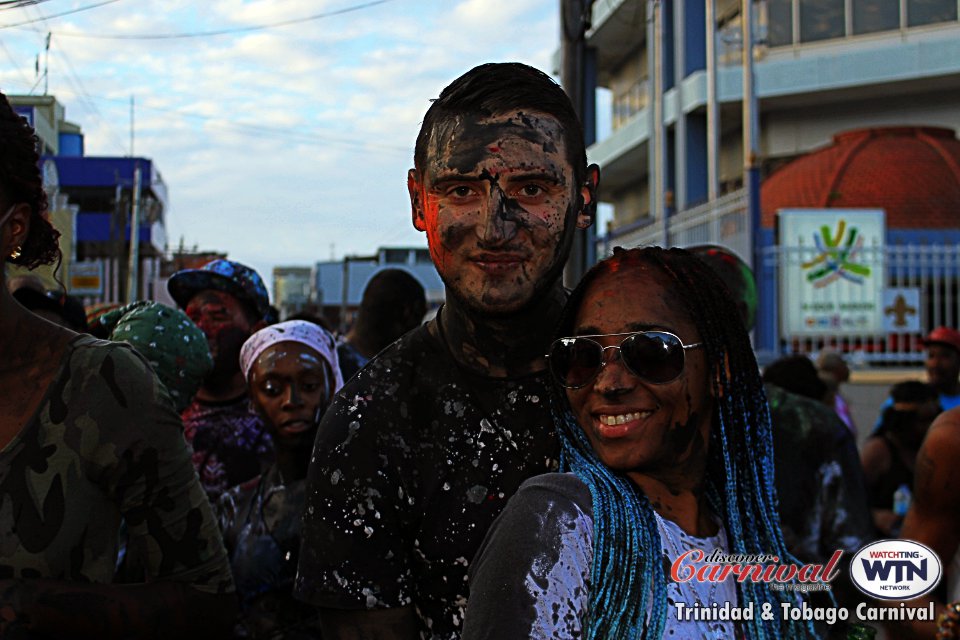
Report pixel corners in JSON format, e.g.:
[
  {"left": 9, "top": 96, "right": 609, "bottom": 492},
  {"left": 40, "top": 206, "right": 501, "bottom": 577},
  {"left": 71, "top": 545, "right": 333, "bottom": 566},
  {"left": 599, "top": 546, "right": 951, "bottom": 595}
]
[
  {"left": 883, "top": 288, "right": 921, "bottom": 333},
  {"left": 69, "top": 261, "right": 104, "bottom": 296},
  {"left": 778, "top": 209, "right": 885, "bottom": 336},
  {"left": 849, "top": 539, "right": 942, "bottom": 600}
]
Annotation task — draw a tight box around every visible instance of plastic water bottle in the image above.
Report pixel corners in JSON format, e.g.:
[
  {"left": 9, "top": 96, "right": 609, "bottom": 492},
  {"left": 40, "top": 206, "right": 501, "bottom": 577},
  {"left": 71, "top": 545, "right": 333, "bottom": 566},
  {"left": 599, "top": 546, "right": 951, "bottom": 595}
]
[{"left": 893, "top": 484, "right": 912, "bottom": 517}]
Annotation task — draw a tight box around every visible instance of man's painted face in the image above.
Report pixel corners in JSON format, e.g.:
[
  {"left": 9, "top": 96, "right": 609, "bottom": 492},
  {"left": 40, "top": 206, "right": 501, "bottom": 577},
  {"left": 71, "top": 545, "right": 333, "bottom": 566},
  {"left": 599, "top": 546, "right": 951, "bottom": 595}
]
[
  {"left": 925, "top": 344, "right": 960, "bottom": 393},
  {"left": 409, "top": 111, "right": 592, "bottom": 316},
  {"left": 185, "top": 289, "right": 255, "bottom": 374}
]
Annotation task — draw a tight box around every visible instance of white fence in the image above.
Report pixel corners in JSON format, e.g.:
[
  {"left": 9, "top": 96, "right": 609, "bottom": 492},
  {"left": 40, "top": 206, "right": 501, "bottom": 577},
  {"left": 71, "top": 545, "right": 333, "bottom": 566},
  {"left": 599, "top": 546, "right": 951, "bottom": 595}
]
[{"left": 765, "top": 243, "right": 960, "bottom": 365}]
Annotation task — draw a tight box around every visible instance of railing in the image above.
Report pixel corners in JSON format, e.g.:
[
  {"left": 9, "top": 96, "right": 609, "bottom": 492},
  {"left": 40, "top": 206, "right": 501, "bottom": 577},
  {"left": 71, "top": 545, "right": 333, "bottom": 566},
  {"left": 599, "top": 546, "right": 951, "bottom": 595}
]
[
  {"left": 765, "top": 243, "right": 960, "bottom": 365},
  {"left": 599, "top": 189, "right": 750, "bottom": 264},
  {"left": 598, "top": 192, "right": 959, "bottom": 366}
]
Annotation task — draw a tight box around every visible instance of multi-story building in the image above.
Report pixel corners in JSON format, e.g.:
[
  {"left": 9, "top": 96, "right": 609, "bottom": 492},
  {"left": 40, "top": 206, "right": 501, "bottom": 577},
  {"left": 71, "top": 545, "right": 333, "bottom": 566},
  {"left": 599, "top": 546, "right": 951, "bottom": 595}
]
[
  {"left": 9, "top": 95, "right": 169, "bottom": 304},
  {"left": 578, "top": 0, "right": 960, "bottom": 359}
]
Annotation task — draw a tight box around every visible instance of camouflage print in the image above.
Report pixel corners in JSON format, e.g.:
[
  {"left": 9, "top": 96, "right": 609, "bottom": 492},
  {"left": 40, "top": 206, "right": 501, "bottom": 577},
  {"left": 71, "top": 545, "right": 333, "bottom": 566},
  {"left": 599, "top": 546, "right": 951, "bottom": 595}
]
[{"left": 0, "top": 334, "right": 234, "bottom": 594}]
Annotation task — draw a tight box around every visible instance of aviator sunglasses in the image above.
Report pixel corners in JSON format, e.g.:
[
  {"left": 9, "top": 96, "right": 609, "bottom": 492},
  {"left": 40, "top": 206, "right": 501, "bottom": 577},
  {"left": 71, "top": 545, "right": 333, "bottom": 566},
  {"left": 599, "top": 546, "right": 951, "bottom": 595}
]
[{"left": 547, "top": 331, "right": 703, "bottom": 389}]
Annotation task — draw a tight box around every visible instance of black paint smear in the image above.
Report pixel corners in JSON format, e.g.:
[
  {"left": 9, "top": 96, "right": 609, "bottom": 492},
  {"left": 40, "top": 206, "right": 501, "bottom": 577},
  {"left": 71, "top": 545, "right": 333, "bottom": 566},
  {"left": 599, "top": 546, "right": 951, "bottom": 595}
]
[
  {"left": 100, "top": 354, "right": 128, "bottom": 409},
  {"left": 437, "top": 117, "right": 556, "bottom": 175}
]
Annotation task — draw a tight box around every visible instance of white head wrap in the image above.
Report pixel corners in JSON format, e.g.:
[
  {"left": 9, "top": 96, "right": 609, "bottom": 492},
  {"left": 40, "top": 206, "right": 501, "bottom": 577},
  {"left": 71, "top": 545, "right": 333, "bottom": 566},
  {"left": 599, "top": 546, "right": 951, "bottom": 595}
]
[{"left": 240, "top": 320, "right": 344, "bottom": 394}]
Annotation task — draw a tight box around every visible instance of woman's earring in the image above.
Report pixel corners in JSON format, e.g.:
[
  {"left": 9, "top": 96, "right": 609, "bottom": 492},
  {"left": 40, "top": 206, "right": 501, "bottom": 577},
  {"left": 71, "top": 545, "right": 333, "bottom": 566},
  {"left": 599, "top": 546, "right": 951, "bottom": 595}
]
[{"left": 9, "top": 245, "right": 21, "bottom": 260}]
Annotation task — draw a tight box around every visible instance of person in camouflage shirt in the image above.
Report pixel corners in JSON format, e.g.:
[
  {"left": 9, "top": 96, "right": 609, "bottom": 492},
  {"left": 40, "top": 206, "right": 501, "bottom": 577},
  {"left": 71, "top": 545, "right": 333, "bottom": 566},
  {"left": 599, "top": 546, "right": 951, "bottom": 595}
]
[{"left": 0, "top": 90, "right": 235, "bottom": 638}]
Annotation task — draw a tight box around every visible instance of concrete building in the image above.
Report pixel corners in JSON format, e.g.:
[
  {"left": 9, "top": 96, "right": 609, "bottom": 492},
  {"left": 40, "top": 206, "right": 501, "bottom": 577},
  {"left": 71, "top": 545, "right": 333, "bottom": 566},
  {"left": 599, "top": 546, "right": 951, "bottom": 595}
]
[
  {"left": 584, "top": 0, "right": 960, "bottom": 246},
  {"left": 576, "top": 0, "right": 960, "bottom": 360},
  {"left": 9, "top": 95, "right": 169, "bottom": 304}
]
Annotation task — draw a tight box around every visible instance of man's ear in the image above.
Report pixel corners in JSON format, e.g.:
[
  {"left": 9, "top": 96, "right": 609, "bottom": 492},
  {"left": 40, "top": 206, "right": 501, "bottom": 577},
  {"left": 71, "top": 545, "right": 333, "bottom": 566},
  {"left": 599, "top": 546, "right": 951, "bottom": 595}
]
[
  {"left": 576, "top": 164, "right": 601, "bottom": 230},
  {"left": 408, "top": 169, "right": 427, "bottom": 232}
]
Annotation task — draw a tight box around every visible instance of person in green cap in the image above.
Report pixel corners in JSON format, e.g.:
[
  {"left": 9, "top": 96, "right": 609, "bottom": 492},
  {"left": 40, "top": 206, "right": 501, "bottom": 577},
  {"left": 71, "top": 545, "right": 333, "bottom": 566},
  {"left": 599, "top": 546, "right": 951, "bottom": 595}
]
[{"left": 98, "top": 301, "right": 213, "bottom": 412}]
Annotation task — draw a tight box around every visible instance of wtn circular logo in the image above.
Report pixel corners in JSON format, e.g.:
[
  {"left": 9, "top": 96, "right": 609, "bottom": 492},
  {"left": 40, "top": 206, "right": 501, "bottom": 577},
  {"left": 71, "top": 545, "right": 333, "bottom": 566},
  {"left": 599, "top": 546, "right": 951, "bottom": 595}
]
[{"left": 850, "top": 540, "right": 942, "bottom": 600}]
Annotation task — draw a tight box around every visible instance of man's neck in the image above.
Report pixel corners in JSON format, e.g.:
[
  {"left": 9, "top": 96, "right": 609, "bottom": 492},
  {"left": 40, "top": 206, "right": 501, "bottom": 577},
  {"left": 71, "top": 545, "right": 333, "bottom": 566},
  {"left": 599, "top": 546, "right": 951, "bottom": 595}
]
[{"left": 433, "top": 283, "right": 567, "bottom": 378}]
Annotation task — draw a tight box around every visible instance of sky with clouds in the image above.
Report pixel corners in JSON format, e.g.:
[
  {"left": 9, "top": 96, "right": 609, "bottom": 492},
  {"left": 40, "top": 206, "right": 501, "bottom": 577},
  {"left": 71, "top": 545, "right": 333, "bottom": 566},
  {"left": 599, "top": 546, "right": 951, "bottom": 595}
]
[{"left": 0, "top": 0, "right": 568, "bottom": 287}]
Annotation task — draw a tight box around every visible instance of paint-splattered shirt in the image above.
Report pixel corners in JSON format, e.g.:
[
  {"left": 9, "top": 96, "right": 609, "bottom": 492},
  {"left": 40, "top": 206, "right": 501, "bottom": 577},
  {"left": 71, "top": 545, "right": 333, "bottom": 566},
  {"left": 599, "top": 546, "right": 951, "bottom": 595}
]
[
  {"left": 182, "top": 394, "right": 273, "bottom": 503},
  {"left": 464, "top": 473, "right": 738, "bottom": 640},
  {"left": 0, "top": 334, "right": 233, "bottom": 594},
  {"left": 294, "top": 322, "right": 560, "bottom": 639}
]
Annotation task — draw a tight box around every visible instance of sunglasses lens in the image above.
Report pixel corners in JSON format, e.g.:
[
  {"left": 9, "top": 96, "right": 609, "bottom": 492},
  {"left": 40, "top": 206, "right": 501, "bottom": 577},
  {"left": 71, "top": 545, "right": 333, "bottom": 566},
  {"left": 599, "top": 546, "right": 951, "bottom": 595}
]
[
  {"left": 550, "top": 338, "right": 603, "bottom": 388},
  {"left": 621, "top": 332, "right": 685, "bottom": 383}
]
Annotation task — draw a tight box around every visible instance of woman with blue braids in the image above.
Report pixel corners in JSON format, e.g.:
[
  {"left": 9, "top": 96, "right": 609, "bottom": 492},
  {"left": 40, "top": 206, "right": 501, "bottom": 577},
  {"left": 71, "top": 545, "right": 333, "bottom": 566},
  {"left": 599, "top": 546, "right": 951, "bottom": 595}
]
[{"left": 462, "top": 246, "right": 816, "bottom": 639}]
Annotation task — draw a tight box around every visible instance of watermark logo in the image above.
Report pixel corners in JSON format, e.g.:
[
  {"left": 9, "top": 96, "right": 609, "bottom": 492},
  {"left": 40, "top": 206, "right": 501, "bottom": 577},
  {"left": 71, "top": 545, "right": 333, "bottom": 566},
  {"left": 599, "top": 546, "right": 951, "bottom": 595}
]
[{"left": 849, "top": 539, "right": 942, "bottom": 600}]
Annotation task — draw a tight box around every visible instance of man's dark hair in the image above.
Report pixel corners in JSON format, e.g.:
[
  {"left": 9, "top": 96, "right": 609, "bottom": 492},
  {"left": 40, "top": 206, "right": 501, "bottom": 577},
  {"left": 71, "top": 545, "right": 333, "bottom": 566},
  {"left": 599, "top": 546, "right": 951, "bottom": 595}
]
[
  {"left": 413, "top": 62, "right": 588, "bottom": 187},
  {"left": 762, "top": 354, "right": 828, "bottom": 402},
  {"left": 0, "top": 92, "right": 60, "bottom": 270},
  {"left": 354, "top": 269, "right": 426, "bottom": 352},
  {"left": 877, "top": 380, "right": 940, "bottom": 438}
]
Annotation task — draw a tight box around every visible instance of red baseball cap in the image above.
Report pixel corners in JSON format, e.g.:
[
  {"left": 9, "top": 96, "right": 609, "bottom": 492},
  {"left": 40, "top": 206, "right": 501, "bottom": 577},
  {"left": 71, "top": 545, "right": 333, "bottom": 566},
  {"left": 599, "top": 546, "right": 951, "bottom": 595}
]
[{"left": 924, "top": 326, "right": 960, "bottom": 354}]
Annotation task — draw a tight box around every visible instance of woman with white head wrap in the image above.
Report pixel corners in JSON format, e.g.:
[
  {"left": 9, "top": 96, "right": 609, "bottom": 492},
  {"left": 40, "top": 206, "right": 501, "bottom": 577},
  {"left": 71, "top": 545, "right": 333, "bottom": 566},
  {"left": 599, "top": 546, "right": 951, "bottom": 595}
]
[{"left": 218, "top": 320, "right": 342, "bottom": 639}]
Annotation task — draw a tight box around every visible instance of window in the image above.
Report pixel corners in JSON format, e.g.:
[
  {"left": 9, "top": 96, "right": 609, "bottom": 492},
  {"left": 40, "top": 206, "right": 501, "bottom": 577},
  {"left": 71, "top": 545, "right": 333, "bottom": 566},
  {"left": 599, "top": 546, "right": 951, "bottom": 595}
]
[
  {"left": 907, "top": 0, "right": 958, "bottom": 26},
  {"left": 853, "top": 0, "right": 900, "bottom": 33},
  {"left": 800, "top": 0, "right": 845, "bottom": 41},
  {"left": 768, "top": 0, "right": 795, "bottom": 45}
]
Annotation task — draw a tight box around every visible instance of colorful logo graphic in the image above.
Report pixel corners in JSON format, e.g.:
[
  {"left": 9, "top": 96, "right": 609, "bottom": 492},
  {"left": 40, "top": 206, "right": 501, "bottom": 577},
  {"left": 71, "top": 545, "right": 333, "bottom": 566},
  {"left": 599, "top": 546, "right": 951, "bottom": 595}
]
[
  {"left": 849, "top": 539, "right": 942, "bottom": 600},
  {"left": 802, "top": 220, "right": 871, "bottom": 288}
]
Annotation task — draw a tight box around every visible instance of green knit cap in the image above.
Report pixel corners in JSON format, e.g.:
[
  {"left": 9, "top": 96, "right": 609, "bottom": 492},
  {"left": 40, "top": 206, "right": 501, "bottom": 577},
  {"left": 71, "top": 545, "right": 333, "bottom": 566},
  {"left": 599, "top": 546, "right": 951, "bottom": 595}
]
[{"left": 99, "top": 301, "right": 213, "bottom": 411}]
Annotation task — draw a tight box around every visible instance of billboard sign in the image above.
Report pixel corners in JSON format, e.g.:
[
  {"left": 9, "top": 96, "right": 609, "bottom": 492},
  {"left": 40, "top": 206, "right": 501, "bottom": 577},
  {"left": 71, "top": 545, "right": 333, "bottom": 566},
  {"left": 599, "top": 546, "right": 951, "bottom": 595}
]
[
  {"left": 69, "top": 261, "right": 104, "bottom": 296},
  {"left": 779, "top": 209, "right": 885, "bottom": 336}
]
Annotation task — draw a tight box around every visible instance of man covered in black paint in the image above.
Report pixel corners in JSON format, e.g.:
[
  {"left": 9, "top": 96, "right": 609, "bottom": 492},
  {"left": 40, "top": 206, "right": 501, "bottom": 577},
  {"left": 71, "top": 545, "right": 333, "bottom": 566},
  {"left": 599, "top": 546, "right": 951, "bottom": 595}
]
[{"left": 294, "top": 62, "right": 599, "bottom": 639}]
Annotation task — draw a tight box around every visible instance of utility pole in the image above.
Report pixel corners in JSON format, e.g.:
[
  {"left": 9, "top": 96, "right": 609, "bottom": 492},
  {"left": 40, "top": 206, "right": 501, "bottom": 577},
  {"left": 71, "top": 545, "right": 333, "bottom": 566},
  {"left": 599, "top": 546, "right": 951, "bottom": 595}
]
[
  {"left": 560, "top": 0, "right": 597, "bottom": 287},
  {"left": 742, "top": 0, "right": 768, "bottom": 354},
  {"left": 43, "top": 33, "right": 51, "bottom": 95},
  {"left": 130, "top": 95, "right": 135, "bottom": 157},
  {"left": 651, "top": 0, "right": 667, "bottom": 248},
  {"left": 126, "top": 163, "right": 142, "bottom": 302},
  {"left": 706, "top": 0, "right": 719, "bottom": 202}
]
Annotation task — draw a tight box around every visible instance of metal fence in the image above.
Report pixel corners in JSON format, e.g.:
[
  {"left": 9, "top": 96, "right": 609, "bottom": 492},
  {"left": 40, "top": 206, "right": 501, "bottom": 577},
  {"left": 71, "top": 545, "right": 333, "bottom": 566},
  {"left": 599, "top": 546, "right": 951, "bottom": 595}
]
[
  {"left": 598, "top": 190, "right": 960, "bottom": 365},
  {"left": 765, "top": 243, "right": 960, "bottom": 365}
]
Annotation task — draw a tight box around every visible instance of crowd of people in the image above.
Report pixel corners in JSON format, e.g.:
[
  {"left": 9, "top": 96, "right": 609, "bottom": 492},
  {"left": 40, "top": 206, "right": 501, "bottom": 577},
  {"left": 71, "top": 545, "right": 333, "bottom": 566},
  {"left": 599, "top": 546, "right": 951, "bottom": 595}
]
[{"left": 3, "top": 61, "right": 960, "bottom": 640}]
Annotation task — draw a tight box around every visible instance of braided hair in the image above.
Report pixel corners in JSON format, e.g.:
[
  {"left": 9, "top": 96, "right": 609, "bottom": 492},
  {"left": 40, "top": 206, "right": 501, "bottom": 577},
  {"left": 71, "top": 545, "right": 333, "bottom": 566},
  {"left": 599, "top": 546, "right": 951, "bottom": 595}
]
[{"left": 553, "top": 246, "right": 815, "bottom": 639}]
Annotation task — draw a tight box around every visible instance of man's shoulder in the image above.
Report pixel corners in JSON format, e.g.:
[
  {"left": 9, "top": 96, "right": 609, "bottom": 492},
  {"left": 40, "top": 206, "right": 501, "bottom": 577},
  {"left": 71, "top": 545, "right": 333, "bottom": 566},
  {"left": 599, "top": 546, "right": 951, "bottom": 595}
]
[{"left": 923, "top": 407, "right": 960, "bottom": 456}]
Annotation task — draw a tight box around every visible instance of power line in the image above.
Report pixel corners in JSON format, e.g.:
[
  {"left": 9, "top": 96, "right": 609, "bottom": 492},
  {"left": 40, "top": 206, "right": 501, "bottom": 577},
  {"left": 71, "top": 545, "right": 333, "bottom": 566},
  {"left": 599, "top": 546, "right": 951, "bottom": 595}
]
[
  {"left": 0, "top": 0, "right": 54, "bottom": 9},
  {"left": 0, "top": 0, "right": 121, "bottom": 27},
  {"left": 85, "top": 94, "right": 410, "bottom": 155},
  {"left": 26, "top": 0, "right": 394, "bottom": 40}
]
